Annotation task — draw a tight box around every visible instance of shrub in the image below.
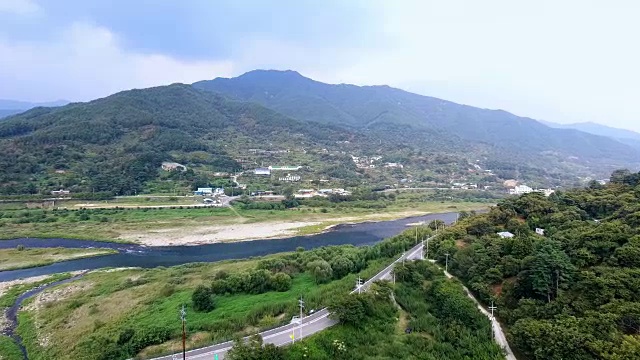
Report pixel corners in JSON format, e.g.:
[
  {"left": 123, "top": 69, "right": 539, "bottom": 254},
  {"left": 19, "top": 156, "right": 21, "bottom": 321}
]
[{"left": 192, "top": 285, "right": 215, "bottom": 312}]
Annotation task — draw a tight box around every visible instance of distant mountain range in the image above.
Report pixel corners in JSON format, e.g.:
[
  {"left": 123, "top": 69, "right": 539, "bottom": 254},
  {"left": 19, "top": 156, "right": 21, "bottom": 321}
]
[
  {"left": 0, "top": 70, "right": 638, "bottom": 196},
  {"left": 540, "top": 120, "right": 640, "bottom": 151},
  {"left": 0, "top": 99, "right": 69, "bottom": 119},
  {"left": 194, "top": 70, "right": 639, "bottom": 166}
]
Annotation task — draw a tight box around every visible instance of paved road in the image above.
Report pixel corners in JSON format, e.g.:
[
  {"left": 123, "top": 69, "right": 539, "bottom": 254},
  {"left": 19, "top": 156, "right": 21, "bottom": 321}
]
[
  {"left": 435, "top": 262, "right": 516, "bottom": 360},
  {"left": 151, "top": 242, "right": 427, "bottom": 360}
]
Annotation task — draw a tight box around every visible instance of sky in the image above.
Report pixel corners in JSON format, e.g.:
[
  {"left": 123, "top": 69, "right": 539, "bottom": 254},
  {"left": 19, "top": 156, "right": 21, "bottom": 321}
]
[{"left": 0, "top": 0, "right": 639, "bottom": 132}]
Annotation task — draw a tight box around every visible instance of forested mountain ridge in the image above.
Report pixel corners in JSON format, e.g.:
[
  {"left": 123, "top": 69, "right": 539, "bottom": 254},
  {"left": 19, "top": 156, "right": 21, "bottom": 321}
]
[
  {"left": 194, "top": 70, "right": 640, "bottom": 165},
  {"left": 431, "top": 169, "right": 640, "bottom": 359},
  {"left": 0, "top": 84, "right": 366, "bottom": 195}
]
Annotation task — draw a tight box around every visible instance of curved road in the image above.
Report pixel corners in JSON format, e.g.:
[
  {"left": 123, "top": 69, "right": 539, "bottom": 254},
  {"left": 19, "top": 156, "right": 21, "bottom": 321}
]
[
  {"left": 152, "top": 240, "right": 515, "bottom": 360},
  {"left": 152, "top": 242, "right": 426, "bottom": 360}
]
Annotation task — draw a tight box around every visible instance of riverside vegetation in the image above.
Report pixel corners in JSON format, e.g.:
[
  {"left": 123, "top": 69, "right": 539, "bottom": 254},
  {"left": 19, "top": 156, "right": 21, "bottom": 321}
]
[
  {"left": 0, "top": 190, "right": 485, "bottom": 241},
  {"left": 226, "top": 260, "right": 503, "bottom": 360},
  {"left": 426, "top": 169, "right": 640, "bottom": 359},
  {"left": 7, "top": 226, "right": 433, "bottom": 360}
]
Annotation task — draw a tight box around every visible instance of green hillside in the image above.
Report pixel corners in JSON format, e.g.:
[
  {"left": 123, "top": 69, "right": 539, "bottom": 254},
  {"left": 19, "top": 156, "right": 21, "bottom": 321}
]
[
  {"left": 0, "top": 85, "right": 364, "bottom": 195},
  {"left": 194, "top": 70, "right": 640, "bottom": 168},
  {"left": 430, "top": 169, "right": 640, "bottom": 359}
]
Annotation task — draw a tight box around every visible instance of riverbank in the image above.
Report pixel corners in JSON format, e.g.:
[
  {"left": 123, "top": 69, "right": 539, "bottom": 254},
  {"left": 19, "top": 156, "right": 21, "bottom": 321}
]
[
  {"left": 0, "top": 202, "right": 487, "bottom": 246},
  {"left": 0, "top": 248, "right": 117, "bottom": 271},
  {"left": 3, "top": 228, "right": 423, "bottom": 360}
]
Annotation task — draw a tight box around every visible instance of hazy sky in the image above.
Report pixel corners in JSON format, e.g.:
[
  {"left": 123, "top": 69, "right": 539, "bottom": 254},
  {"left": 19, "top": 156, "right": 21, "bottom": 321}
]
[{"left": 1, "top": 0, "right": 638, "bottom": 132}]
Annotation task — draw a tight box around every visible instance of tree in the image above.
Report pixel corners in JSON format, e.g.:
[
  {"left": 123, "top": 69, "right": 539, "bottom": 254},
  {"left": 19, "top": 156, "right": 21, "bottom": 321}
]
[
  {"left": 329, "top": 295, "right": 366, "bottom": 327},
  {"left": 307, "top": 259, "right": 333, "bottom": 284},
  {"left": 192, "top": 285, "right": 215, "bottom": 312},
  {"left": 329, "top": 256, "right": 354, "bottom": 279},
  {"left": 227, "top": 334, "right": 284, "bottom": 360},
  {"left": 528, "top": 242, "right": 574, "bottom": 302},
  {"left": 270, "top": 272, "right": 292, "bottom": 292}
]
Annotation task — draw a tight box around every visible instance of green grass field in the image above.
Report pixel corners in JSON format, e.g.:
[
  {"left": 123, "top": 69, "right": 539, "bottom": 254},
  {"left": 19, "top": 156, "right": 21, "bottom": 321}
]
[
  {"left": 0, "top": 335, "right": 24, "bottom": 360},
  {"left": 0, "top": 247, "right": 117, "bottom": 271},
  {"left": 12, "top": 253, "right": 392, "bottom": 360}
]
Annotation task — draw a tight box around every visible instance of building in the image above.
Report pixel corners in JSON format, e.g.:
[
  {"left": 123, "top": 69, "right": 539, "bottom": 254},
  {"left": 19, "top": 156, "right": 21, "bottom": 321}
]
[
  {"left": 535, "top": 189, "right": 555, "bottom": 197},
  {"left": 254, "top": 168, "right": 271, "bottom": 176},
  {"left": 269, "top": 166, "right": 302, "bottom": 171},
  {"left": 509, "top": 185, "right": 534, "bottom": 195},
  {"left": 497, "top": 231, "right": 515, "bottom": 238},
  {"left": 385, "top": 162, "right": 404, "bottom": 168},
  {"left": 193, "top": 187, "right": 213, "bottom": 196},
  {"left": 279, "top": 174, "right": 301, "bottom": 182},
  {"left": 536, "top": 228, "right": 545, "bottom": 236},
  {"left": 161, "top": 162, "right": 186, "bottom": 171},
  {"left": 51, "top": 189, "right": 70, "bottom": 196}
]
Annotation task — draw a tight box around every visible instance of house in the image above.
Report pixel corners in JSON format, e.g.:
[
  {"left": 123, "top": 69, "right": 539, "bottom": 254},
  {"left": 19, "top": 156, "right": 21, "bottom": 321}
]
[
  {"left": 536, "top": 189, "right": 555, "bottom": 197},
  {"left": 51, "top": 189, "right": 70, "bottom": 196},
  {"left": 193, "top": 187, "right": 213, "bottom": 196},
  {"left": 536, "top": 228, "right": 545, "bottom": 236},
  {"left": 269, "top": 166, "right": 301, "bottom": 171},
  {"left": 254, "top": 168, "right": 271, "bottom": 176},
  {"left": 279, "top": 174, "right": 301, "bottom": 182},
  {"left": 161, "top": 162, "right": 187, "bottom": 171},
  {"left": 497, "top": 231, "right": 515, "bottom": 238},
  {"left": 509, "top": 185, "right": 533, "bottom": 195},
  {"left": 385, "top": 162, "right": 404, "bottom": 168}
]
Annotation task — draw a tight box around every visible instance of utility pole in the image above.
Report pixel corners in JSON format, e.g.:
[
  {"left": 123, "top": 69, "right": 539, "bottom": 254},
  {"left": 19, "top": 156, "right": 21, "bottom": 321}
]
[
  {"left": 415, "top": 226, "right": 418, "bottom": 244},
  {"left": 426, "top": 237, "right": 430, "bottom": 260},
  {"left": 445, "top": 253, "right": 450, "bottom": 273},
  {"left": 356, "top": 277, "right": 363, "bottom": 294},
  {"left": 180, "top": 304, "right": 186, "bottom": 360},
  {"left": 489, "top": 301, "right": 497, "bottom": 340},
  {"left": 489, "top": 301, "right": 497, "bottom": 320},
  {"left": 421, "top": 237, "right": 424, "bottom": 260},
  {"left": 298, "top": 296, "right": 305, "bottom": 341}
]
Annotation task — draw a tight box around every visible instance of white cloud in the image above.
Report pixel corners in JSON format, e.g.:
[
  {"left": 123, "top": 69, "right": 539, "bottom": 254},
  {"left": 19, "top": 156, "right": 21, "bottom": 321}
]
[
  {"left": 0, "top": 22, "right": 235, "bottom": 101},
  {"left": 0, "top": 0, "right": 41, "bottom": 15}
]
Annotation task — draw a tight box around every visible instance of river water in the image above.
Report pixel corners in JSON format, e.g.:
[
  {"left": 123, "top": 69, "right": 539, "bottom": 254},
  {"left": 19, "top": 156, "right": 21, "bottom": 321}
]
[{"left": 0, "top": 212, "right": 457, "bottom": 282}]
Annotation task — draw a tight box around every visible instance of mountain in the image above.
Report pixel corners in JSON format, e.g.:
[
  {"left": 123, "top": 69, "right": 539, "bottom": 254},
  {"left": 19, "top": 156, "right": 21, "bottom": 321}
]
[
  {"left": 194, "top": 70, "right": 640, "bottom": 167},
  {"left": 541, "top": 120, "right": 640, "bottom": 151},
  {"left": 0, "top": 84, "right": 395, "bottom": 195},
  {"left": 0, "top": 98, "right": 69, "bottom": 119}
]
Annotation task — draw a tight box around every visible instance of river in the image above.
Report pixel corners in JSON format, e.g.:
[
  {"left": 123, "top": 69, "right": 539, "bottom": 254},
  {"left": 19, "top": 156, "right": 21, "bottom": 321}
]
[{"left": 0, "top": 212, "right": 457, "bottom": 282}]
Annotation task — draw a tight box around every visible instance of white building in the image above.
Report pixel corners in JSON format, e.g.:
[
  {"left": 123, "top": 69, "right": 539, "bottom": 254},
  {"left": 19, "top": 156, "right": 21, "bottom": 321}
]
[
  {"left": 536, "top": 228, "right": 545, "bottom": 236},
  {"left": 536, "top": 189, "right": 555, "bottom": 197},
  {"left": 279, "top": 174, "right": 301, "bottom": 182},
  {"left": 509, "top": 185, "right": 533, "bottom": 195},
  {"left": 497, "top": 231, "right": 515, "bottom": 238},
  {"left": 254, "top": 168, "right": 271, "bottom": 176},
  {"left": 385, "top": 162, "right": 404, "bottom": 168}
]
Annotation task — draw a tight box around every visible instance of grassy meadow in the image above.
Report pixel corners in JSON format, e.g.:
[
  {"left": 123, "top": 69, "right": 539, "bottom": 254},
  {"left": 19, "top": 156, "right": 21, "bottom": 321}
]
[{"left": 0, "top": 247, "right": 117, "bottom": 271}]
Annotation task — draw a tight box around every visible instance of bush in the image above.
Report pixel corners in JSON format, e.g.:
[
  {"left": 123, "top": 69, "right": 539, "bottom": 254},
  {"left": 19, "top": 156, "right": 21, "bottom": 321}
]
[
  {"left": 16, "top": 244, "right": 25, "bottom": 251},
  {"left": 192, "top": 285, "right": 215, "bottom": 312}
]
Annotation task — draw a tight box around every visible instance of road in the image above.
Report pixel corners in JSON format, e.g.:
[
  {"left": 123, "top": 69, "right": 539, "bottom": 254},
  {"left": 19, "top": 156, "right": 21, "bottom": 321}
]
[
  {"left": 151, "top": 242, "right": 427, "bottom": 360},
  {"left": 152, "top": 241, "right": 516, "bottom": 360},
  {"left": 435, "top": 262, "right": 516, "bottom": 360}
]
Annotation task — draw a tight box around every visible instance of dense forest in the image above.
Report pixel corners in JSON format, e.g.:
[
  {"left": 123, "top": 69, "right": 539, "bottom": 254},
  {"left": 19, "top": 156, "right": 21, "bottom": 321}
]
[{"left": 429, "top": 169, "right": 640, "bottom": 359}]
